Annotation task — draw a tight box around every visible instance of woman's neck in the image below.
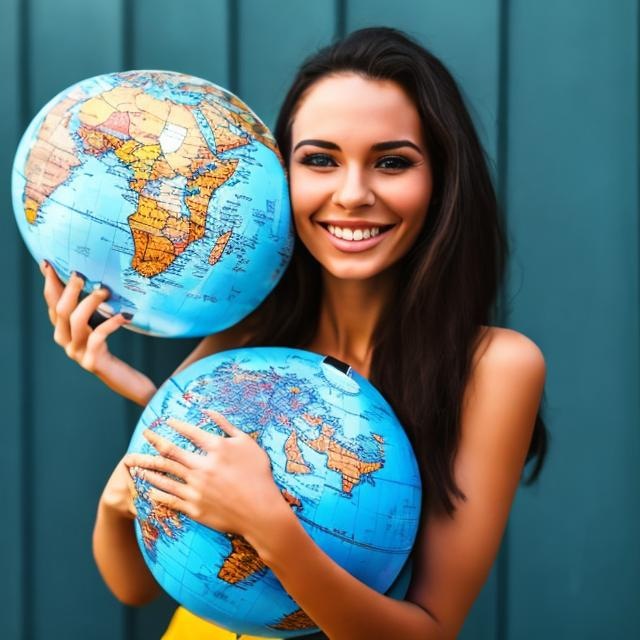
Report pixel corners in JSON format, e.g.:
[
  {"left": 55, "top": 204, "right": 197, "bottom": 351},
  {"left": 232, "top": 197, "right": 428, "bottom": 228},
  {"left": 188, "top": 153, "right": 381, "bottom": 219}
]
[{"left": 308, "top": 267, "right": 397, "bottom": 378}]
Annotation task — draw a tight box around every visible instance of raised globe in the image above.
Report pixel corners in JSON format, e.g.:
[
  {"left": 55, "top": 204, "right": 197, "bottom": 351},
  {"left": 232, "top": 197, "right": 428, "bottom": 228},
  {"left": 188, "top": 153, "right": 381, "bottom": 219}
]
[
  {"left": 128, "top": 347, "right": 422, "bottom": 637},
  {"left": 12, "top": 70, "right": 293, "bottom": 337}
]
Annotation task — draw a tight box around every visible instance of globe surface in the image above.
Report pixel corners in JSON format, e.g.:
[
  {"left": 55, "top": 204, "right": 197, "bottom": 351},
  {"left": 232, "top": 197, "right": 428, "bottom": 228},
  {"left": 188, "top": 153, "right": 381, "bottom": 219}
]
[
  {"left": 128, "top": 347, "right": 422, "bottom": 638},
  {"left": 12, "top": 70, "right": 293, "bottom": 337}
]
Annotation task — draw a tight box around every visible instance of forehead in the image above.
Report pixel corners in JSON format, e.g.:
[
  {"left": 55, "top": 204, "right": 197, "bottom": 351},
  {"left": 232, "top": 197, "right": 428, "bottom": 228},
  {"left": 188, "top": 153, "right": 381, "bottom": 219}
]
[{"left": 291, "top": 73, "right": 424, "bottom": 143}]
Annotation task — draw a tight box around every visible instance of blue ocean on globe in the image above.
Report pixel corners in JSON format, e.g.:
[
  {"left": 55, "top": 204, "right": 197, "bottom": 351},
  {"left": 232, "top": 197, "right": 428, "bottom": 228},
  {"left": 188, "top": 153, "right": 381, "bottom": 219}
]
[
  {"left": 127, "top": 347, "right": 422, "bottom": 638},
  {"left": 12, "top": 70, "right": 293, "bottom": 337}
]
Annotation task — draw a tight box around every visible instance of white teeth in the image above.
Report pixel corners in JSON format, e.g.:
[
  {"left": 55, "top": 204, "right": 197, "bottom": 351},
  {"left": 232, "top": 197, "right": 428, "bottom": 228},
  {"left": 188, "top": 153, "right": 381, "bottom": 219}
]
[{"left": 325, "top": 225, "right": 384, "bottom": 241}]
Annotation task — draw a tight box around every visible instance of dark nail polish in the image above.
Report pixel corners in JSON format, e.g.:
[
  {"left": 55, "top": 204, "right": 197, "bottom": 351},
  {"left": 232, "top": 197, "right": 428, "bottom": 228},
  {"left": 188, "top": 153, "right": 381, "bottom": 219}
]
[
  {"left": 73, "top": 271, "right": 87, "bottom": 283},
  {"left": 121, "top": 312, "right": 134, "bottom": 321},
  {"left": 99, "top": 283, "right": 113, "bottom": 297}
]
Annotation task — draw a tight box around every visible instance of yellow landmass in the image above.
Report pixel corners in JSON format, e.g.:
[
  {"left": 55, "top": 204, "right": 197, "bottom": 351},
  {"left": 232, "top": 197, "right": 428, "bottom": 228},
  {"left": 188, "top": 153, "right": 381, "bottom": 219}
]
[{"left": 78, "top": 95, "right": 116, "bottom": 128}]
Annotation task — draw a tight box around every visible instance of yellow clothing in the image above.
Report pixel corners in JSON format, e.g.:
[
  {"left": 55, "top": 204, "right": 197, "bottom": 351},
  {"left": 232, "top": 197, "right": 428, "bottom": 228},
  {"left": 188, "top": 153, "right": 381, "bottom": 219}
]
[{"left": 161, "top": 606, "right": 283, "bottom": 640}]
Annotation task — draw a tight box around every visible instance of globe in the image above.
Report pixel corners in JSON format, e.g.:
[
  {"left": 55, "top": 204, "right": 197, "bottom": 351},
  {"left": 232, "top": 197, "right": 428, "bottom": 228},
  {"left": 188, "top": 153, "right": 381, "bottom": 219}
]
[
  {"left": 128, "top": 347, "right": 422, "bottom": 638},
  {"left": 11, "top": 70, "right": 293, "bottom": 337}
]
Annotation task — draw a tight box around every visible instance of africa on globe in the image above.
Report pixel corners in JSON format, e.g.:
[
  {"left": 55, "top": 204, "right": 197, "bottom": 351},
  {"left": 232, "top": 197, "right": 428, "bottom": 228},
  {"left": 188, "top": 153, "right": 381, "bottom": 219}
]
[
  {"left": 127, "top": 347, "right": 422, "bottom": 638},
  {"left": 12, "top": 70, "right": 293, "bottom": 337}
]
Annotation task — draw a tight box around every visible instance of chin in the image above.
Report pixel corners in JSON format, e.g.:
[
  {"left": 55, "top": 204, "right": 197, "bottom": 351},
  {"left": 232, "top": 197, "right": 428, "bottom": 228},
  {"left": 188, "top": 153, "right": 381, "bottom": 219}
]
[{"left": 320, "top": 257, "right": 392, "bottom": 281}]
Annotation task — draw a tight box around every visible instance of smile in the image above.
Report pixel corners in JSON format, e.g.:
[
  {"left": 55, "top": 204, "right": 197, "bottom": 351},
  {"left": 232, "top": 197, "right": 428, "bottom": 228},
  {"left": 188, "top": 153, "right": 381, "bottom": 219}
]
[{"left": 317, "top": 221, "right": 396, "bottom": 252}]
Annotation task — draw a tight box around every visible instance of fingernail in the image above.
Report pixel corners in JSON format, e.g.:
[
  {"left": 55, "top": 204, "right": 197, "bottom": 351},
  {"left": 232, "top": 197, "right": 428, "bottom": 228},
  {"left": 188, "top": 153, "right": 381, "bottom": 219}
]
[
  {"left": 99, "top": 283, "right": 112, "bottom": 297},
  {"left": 121, "top": 312, "right": 134, "bottom": 321},
  {"left": 73, "top": 271, "right": 87, "bottom": 283}
]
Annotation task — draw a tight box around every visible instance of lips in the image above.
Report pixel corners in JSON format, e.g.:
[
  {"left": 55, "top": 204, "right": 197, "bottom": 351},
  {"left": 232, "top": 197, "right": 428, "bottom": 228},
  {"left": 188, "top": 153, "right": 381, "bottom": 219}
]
[{"left": 317, "top": 221, "right": 396, "bottom": 253}]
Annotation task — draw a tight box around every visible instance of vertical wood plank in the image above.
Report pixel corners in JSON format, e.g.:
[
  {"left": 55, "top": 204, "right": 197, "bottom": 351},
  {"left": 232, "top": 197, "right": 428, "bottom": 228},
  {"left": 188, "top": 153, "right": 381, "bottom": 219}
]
[
  {"left": 0, "top": 0, "right": 25, "bottom": 637},
  {"left": 504, "top": 0, "right": 640, "bottom": 637},
  {"left": 237, "top": 0, "right": 338, "bottom": 129},
  {"left": 26, "top": 1, "right": 130, "bottom": 638}
]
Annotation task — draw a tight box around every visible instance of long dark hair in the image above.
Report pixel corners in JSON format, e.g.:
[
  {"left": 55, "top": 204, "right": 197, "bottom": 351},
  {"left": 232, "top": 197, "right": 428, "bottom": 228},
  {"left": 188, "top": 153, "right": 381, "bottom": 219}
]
[{"left": 245, "top": 27, "right": 548, "bottom": 516}]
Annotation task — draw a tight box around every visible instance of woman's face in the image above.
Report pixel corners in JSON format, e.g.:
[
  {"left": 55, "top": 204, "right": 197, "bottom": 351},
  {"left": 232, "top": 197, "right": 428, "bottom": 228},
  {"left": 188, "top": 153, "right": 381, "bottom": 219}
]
[{"left": 288, "top": 72, "right": 433, "bottom": 281}]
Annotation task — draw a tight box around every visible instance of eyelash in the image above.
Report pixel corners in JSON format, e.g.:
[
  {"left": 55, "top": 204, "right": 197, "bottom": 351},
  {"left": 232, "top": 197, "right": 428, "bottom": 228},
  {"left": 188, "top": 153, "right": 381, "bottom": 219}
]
[{"left": 299, "top": 153, "right": 414, "bottom": 170}]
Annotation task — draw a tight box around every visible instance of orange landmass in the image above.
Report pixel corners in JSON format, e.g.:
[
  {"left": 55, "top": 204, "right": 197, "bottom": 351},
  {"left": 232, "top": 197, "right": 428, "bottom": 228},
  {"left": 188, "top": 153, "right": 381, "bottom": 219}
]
[
  {"left": 270, "top": 609, "right": 317, "bottom": 631},
  {"left": 284, "top": 431, "right": 312, "bottom": 475},
  {"left": 218, "top": 533, "right": 266, "bottom": 585},
  {"left": 281, "top": 489, "right": 302, "bottom": 510},
  {"left": 184, "top": 159, "right": 238, "bottom": 244},
  {"left": 306, "top": 423, "right": 384, "bottom": 494},
  {"left": 208, "top": 229, "right": 232, "bottom": 265},
  {"left": 128, "top": 161, "right": 237, "bottom": 277},
  {"left": 139, "top": 502, "right": 183, "bottom": 553}
]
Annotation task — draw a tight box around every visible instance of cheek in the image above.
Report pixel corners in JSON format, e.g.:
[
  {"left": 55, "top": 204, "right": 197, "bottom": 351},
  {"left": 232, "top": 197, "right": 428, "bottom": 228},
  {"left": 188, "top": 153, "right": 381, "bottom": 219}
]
[{"left": 379, "top": 173, "right": 432, "bottom": 227}]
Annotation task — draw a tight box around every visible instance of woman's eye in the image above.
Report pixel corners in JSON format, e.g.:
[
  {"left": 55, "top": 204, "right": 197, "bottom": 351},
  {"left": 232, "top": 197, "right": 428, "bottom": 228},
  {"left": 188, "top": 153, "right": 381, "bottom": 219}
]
[
  {"left": 376, "top": 156, "right": 413, "bottom": 170},
  {"left": 300, "top": 153, "right": 336, "bottom": 167}
]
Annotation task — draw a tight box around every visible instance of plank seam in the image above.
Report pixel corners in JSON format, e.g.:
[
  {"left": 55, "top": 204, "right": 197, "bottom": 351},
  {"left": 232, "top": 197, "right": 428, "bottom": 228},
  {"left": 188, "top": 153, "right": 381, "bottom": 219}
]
[{"left": 496, "top": 0, "right": 511, "bottom": 638}]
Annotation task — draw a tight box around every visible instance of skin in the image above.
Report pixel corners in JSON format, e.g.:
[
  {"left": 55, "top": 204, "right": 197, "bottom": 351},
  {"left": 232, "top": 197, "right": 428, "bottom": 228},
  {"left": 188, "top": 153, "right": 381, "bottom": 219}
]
[{"left": 42, "top": 73, "right": 546, "bottom": 638}]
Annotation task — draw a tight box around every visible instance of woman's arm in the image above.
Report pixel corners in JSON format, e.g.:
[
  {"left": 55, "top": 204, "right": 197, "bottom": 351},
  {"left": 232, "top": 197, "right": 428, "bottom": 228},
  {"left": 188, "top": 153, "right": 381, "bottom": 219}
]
[
  {"left": 92, "top": 457, "right": 161, "bottom": 606},
  {"left": 243, "top": 328, "right": 545, "bottom": 640},
  {"left": 92, "top": 321, "right": 257, "bottom": 604}
]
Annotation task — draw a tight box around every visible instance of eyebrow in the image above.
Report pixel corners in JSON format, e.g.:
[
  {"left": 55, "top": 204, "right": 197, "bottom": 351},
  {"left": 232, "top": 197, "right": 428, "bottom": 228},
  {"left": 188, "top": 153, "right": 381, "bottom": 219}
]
[{"left": 292, "top": 139, "right": 422, "bottom": 153}]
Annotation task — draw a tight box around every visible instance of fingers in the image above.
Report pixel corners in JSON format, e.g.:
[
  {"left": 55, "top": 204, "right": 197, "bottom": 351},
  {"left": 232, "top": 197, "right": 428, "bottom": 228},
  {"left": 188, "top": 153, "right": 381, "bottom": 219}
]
[
  {"left": 124, "top": 452, "right": 188, "bottom": 482},
  {"left": 165, "top": 417, "right": 217, "bottom": 449},
  {"left": 42, "top": 261, "right": 65, "bottom": 326},
  {"left": 130, "top": 467, "right": 191, "bottom": 502},
  {"left": 69, "top": 286, "right": 110, "bottom": 340},
  {"left": 202, "top": 409, "right": 244, "bottom": 438},
  {"left": 52, "top": 272, "right": 85, "bottom": 347},
  {"left": 125, "top": 469, "right": 139, "bottom": 518},
  {"left": 142, "top": 428, "right": 199, "bottom": 468},
  {"left": 144, "top": 486, "right": 196, "bottom": 519}
]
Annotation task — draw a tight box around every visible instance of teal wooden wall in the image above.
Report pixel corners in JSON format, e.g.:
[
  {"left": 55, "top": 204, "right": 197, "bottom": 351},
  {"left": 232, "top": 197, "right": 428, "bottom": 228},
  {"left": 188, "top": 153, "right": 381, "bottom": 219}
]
[{"left": 1, "top": 1, "right": 637, "bottom": 638}]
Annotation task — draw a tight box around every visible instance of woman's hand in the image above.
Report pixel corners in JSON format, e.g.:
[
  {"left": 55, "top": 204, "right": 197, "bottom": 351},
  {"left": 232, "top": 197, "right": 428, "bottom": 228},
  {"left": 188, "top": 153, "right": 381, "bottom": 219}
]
[
  {"left": 99, "top": 455, "right": 139, "bottom": 520},
  {"left": 123, "top": 410, "right": 287, "bottom": 539},
  {"left": 40, "top": 260, "right": 157, "bottom": 406}
]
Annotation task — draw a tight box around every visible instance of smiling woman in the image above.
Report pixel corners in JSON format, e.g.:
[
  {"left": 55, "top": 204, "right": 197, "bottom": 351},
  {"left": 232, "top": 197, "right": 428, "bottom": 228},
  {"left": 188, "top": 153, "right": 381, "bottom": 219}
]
[
  {"left": 52, "top": 25, "right": 552, "bottom": 640},
  {"left": 288, "top": 75, "right": 432, "bottom": 281}
]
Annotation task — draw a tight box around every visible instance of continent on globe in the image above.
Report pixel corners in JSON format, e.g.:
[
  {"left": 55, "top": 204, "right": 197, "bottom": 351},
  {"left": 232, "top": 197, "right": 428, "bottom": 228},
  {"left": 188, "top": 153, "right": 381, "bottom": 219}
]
[
  {"left": 218, "top": 533, "right": 269, "bottom": 585},
  {"left": 270, "top": 609, "right": 318, "bottom": 632},
  {"left": 73, "top": 85, "right": 246, "bottom": 278},
  {"left": 13, "top": 71, "right": 293, "bottom": 337}
]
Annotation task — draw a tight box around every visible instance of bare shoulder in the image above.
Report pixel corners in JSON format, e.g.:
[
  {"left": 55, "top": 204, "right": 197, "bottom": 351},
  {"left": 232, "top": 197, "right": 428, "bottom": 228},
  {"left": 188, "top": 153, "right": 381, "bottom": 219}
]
[
  {"left": 464, "top": 325, "right": 546, "bottom": 444},
  {"left": 471, "top": 325, "right": 546, "bottom": 387},
  {"left": 405, "top": 326, "right": 546, "bottom": 635}
]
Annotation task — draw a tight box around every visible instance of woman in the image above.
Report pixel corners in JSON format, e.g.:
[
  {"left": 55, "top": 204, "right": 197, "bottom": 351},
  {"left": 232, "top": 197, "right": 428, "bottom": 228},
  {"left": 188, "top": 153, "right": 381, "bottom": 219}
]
[{"left": 41, "top": 27, "right": 547, "bottom": 639}]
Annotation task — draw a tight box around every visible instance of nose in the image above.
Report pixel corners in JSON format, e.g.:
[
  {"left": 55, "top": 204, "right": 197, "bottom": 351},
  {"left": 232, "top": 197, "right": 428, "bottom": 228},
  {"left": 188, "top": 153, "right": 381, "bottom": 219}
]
[{"left": 331, "top": 164, "right": 375, "bottom": 209}]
